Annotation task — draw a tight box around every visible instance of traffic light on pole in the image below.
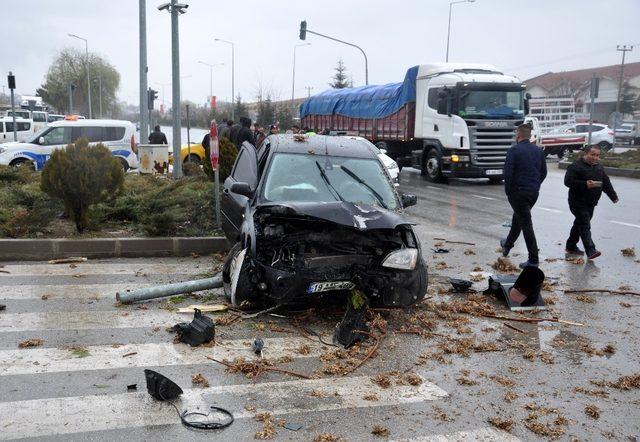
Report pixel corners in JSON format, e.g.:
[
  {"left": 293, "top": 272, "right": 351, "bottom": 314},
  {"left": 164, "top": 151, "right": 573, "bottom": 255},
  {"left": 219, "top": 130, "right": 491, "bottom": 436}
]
[
  {"left": 299, "top": 20, "right": 307, "bottom": 40},
  {"left": 147, "top": 88, "right": 158, "bottom": 110}
]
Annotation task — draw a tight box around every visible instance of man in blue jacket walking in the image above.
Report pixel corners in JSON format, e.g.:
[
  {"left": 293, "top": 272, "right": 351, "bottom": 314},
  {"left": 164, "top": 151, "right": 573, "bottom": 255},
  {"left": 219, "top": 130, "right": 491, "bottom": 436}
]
[{"left": 500, "top": 123, "right": 547, "bottom": 268}]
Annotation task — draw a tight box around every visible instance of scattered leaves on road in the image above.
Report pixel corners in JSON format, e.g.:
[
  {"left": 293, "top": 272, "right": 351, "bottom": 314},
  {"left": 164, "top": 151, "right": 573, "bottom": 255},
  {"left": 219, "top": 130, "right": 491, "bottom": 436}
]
[
  {"left": 491, "top": 257, "right": 518, "bottom": 273},
  {"left": 609, "top": 373, "right": 640, "bottom": 390},
  {"left": 488, "top": 416, "right": 514, "bottom": 432},
  {"left": 585, "top": 404, "right": 600, "bottom": 419},
  {"left": 371, "top": 426, "right": 390, "bottom": 437},
  {"left": 18, "top": 339, "right": 43, "bottom": 348},
  {"left": 621, "top": 247, "right": 636, "bottom": 257},
  {"left": 191, "top": 373, "right": 210, "bottom": 388}
]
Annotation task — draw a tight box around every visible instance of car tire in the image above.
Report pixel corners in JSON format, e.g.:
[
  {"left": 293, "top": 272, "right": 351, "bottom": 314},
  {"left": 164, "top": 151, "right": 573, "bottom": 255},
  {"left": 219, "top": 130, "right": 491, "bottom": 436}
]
[
  {"left": 423, "top": 149, "right": 446, "bottom": 183},
  {"left": 222, "top": 243, "right": 257, "bottom": 307},
  {"left": 9, "top": 159, "right": 35, "bottom": 170},
  {"left": 186, "top": 154, "right": 201, "bottom": 165},
  {"left": 118, "top": 158, "right": 129, "bottom": 172},
  {"left": 598, "top": 141, "right": 611, "bottom": 152}
]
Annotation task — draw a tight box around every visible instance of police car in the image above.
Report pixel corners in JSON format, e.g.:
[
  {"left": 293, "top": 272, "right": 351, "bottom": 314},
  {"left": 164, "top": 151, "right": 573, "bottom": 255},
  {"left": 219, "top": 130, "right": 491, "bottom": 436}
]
[{"left": 0, "top": 119, "right": 138, "bottom": 171}]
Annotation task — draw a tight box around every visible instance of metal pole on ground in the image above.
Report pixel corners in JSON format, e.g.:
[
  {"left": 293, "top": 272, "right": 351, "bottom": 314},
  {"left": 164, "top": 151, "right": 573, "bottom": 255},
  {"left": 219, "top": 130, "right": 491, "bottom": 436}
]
[{"left": 7, "top": 72, "right": 17, "bottom": 141}]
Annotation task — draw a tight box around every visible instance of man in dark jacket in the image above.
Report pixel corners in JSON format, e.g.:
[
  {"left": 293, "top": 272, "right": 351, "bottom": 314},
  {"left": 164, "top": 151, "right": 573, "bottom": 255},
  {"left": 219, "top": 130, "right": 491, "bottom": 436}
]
[
  {"left": 229, "top": 121, "right": 242, "bottom": 146},
  {"left": 501, "top": 123, "right": 547, "bottom": 268},
  {"left": 148, "top": 125, "right": 168, "bottom": 144},
  {"left": 564, "top": 145, "right": 618, "bottom": 259},
  {"left": 235, "top": 117, "right": 255, "bottom": 147},
  {"left": 220, "top": 120, "right": 233, "bottom": 141}
]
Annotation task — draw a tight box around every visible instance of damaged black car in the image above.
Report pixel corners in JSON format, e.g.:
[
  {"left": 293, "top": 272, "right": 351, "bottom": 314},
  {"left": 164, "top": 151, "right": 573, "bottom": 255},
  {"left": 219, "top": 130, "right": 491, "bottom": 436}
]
[{"left": 220, "top": 134, "right": 427, "bottom": 308}]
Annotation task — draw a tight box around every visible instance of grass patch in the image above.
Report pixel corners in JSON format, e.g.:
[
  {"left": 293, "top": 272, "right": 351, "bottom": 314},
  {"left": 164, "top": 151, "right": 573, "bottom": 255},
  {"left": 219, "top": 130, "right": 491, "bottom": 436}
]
[
  {"left": 0, "top": 166, "right": 222, "bottom": 238},
  {"left": 169, "top": 295, "right": 186, "bottom": 304}
]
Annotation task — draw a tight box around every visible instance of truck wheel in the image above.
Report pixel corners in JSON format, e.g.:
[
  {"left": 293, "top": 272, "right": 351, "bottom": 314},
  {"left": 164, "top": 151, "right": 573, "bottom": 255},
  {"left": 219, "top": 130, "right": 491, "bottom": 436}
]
[
  {"left": 423, "top": 149, "right": 445, "bottom": 183},
  {"left": 556, "top": 147, "right": 567, "bottom": 159}
]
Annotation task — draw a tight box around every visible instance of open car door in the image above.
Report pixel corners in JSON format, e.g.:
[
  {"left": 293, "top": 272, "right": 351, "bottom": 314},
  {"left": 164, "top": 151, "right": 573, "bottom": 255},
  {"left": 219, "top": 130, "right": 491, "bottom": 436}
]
[{"left": 221, "top": 141, "right": 258, "bottom": 242}]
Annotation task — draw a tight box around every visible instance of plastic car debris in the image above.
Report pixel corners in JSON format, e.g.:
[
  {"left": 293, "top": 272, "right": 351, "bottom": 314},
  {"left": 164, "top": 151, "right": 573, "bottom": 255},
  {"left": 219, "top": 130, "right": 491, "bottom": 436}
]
[
  {"left": 449, "top": 278, "right": 473, "bottom": 293},
  {"left": 171, "top": 308, "right": 215, "bottom": 347},
  {"left": 0, "top": 304, "right": 5, "bottom": 311},
  {"left": 144, "top": 369, "right": 183, "bottom": 401},
  {"left": 127, "top": 384, "right": 137, "bottom": 392},
  {"left": 484, "top": 266, "right": 547, "bottom": 311},
  {"left": 252, "top": 338, "right": 264, "bottom": 356},
  {"left": 431, "top": 248, "right": 450, "bottom": 254},
  {"left": 284, "top": 422, "right": 303, "bottom": 431},
  {"left": 333, "top": 303, "right": 369, "bottom": 348}
]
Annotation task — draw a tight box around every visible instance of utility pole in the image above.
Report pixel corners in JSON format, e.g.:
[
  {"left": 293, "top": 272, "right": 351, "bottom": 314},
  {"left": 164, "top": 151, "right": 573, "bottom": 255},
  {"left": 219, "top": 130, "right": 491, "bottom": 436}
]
[
  {"left": 159, "top": 0, "right": 189, "bottom": 179},
  {"left": 587, "top": 74, "right": 598, "bottom": 146},
  {"left": 68, "top": 83, "right": 75, "bottom": 114},
  {"left": 214, "top": 38, "right": 235, "bottom": 120},
  {"left": 7, "top": 72, "right": 17, "bottom": 141},
  {"left": 292, "top": 43, "right": 311, "bottom": 105},
  {"left": 305, "top": 86, "right": 314, "bottom": 98},
  {"left": 139, "top": 0, "right": 149, "bottom": 143},
  {"left": 68, "top": 34, "right": 92, "bottom": 118},
  {"left": 198, "top": 61, "right": 224, "bottom": 108},
  {"left": 299, "top": 20, "right": 368, "bottom": 85},
  {"left": 446, "top": 0, "right": 475, "bottom": 63},
  {"left": 98, "top": 72, "right": 103, "bottom": 118},
  {"left": 615, "top": 45, "right": 633, "bottom": 129}
]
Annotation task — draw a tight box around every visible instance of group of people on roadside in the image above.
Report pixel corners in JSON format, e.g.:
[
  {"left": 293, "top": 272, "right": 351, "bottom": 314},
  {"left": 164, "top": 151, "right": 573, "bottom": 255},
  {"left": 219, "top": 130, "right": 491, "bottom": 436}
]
[{"left": 501, "top": 123, "right": 618, "bottom": 268}]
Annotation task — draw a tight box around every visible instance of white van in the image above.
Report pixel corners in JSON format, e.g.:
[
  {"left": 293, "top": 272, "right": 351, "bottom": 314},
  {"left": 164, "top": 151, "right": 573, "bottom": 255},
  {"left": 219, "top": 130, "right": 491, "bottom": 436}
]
[
  {"left": 0, "top": 119, "right": 138, "bottom": 171},
  {"left": 31, "top": 111, "right": 48, "bottom": 133},
  {"left": 0, "top": 117, "right": 33, "bottom": 143}
]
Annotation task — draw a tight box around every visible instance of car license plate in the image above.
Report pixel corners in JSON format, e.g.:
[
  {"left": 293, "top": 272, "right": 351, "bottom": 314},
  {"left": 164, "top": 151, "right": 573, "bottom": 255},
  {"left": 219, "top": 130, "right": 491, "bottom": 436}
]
[
  {"left": 307, "top": 281, "right": 355, "bottom": 294},
  {"left": 486, "top": 169, "right": 502, "bottom": 176}
]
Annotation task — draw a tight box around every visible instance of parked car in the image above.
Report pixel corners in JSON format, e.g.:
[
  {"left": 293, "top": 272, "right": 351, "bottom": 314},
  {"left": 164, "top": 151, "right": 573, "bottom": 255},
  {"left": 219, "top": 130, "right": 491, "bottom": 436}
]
[
  {"left": 570, "top": 123, "right": 614, "bottom": 150},
  {"left": 615, "top": 122, "right": 639, "bottom": 146},
  {"left": 0, "top": 119, "right": 138, "bottom": 171},
  {"left": 0, "top": 117, "right": 33, "bottom": 143},
  {"left": 220, "top": 133, "right": 427, "bottom": 308},
  {"left": 47, "top": 114, "right": 65, "bottom": 123}
]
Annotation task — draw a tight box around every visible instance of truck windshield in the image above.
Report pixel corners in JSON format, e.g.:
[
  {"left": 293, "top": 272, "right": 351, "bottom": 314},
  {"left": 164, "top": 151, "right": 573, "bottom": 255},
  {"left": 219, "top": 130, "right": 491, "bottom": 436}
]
[
  {"left": 458, "top": 90, "right": 524, "bottom": 119},
  {"left": 262, "top": 153, "right": 398, "bottom": 210}
]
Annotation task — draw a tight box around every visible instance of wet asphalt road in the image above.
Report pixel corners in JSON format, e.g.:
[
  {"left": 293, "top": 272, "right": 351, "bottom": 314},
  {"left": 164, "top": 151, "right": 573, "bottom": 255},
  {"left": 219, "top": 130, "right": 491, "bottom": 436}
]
[{"left": 1, "top": 160, "right": 639, "bottom": 441}]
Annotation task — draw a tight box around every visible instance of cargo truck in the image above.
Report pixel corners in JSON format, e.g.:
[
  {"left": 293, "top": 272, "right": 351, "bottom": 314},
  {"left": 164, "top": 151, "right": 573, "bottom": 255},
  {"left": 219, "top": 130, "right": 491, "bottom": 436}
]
[{"left": 300, "top": 63, "right": 528, "bottom": 183}]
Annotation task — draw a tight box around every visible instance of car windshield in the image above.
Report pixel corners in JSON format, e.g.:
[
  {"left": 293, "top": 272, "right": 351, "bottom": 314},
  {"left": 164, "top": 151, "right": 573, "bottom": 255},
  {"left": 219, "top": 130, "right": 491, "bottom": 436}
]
[
  {"left": 458, "top": 89, "right": 524, "bottom": 119},
  {"left": 262, "top": 153, "right": 398, "bottom": 210},
  {"left": 25, "top": 126, "right": 53, "bottom": 143}
]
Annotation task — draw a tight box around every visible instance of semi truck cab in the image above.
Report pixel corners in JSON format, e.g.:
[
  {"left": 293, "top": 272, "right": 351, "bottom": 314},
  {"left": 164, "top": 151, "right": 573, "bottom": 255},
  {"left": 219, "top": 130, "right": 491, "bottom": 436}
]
[{"left": 411, "top": 63, "right": 526, "bottom": 182}]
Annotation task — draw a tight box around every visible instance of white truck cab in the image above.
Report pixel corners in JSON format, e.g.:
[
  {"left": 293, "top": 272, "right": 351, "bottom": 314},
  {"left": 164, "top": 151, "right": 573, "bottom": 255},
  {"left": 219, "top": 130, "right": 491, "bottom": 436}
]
[{"left": 0, "top": 119, "right": 138, "bottom": 171}]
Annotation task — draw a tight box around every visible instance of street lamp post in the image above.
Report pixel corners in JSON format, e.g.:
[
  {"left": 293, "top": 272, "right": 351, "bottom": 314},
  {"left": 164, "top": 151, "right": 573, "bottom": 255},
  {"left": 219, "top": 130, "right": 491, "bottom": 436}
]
[
  {"left": 446, "top": 0, "right": 475, "bottom": 63},
  {"left": 292, "top": 43, "right": 311, "bottom": 105},
  {"left": 68, "top": 33, "right": 92, "bottom": 118},
  {"left": 214, "top": 38, "right": 235, "bottom": 120},
  {"left": 615, "top": 45, "right": 633, "bottom": 129},
  {"left": 299, "top": 21, "right": 368, "bottom": 85},
  {"left": 158, "top": 0, "right": 189, "bottom": 179},
  {"left": 197, "top": 61, "right": 224, "bottom": 108}
]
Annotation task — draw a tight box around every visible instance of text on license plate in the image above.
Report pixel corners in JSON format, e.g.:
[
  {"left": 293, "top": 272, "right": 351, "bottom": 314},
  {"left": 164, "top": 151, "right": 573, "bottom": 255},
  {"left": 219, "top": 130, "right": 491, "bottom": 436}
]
[
  {"left": 307, "top": 281, "right": 355, "bottom": 294},
  {"left": 486, "top": 169, "right": 502, "bottom": 176}
]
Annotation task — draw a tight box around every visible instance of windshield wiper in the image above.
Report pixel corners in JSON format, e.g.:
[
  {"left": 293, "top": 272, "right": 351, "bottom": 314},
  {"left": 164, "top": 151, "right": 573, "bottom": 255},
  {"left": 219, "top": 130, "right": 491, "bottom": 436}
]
[
  {"left": 339, "top": 165, "right": 389, "bottom": 210},
  {"left": 315, "top": 161, "right": 345, "bottom": 202}
]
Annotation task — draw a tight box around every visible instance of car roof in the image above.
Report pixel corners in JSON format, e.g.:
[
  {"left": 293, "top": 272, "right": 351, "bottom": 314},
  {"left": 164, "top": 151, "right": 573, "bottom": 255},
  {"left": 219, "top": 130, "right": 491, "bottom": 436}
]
[
  {"left": 265, "top": 134, "right": 377, "bottom": 159},
  {"left": 49, "top": 119, "right": 134, "bottom": 128},
  {"left": 0, "top": 116, "right": 31, "bottom": 122}
]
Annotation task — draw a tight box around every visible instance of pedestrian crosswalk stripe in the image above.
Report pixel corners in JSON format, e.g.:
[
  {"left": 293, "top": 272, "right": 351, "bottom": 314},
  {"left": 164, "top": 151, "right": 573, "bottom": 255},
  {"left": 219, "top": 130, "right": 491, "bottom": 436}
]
[
  {"left": 0, "top": 262, "right": 209, "bottom": 276},
  {"left": 0, "top": 338, "right": 327, "bottom": 376},
  {"left": 0, "top": 310, "right": 222, "bottom": 332},
  {"left": 393, "top": 427, "right": 521, "bottom": 441},
  {"left": 0, "top": 283, "right": 155, "bottom": 300},
  {"left": 0, "top": 374, "right": 447, "bottom": 440}
]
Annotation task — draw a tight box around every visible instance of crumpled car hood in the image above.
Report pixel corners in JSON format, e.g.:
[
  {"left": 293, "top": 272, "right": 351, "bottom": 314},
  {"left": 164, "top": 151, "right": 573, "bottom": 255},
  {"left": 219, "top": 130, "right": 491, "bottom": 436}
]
[{"left": 255, "top": 201, "right": 413, "bottom": 230}]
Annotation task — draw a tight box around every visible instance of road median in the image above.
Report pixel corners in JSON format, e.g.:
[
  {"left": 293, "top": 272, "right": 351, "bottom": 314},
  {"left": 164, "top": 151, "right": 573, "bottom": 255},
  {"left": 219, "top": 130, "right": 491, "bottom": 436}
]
[
  {"left": 0, "top": 236, "right": 229, "bottom": 261},
  {"left": 558, "top": 161, "right": 640, "bottom": 178}
]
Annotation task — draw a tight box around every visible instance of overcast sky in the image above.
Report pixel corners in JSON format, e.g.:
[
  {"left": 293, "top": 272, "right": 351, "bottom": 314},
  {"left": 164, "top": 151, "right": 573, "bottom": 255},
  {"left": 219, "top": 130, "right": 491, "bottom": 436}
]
[{"left": 3, "top": 0, "right": 639, "bottom": 108}]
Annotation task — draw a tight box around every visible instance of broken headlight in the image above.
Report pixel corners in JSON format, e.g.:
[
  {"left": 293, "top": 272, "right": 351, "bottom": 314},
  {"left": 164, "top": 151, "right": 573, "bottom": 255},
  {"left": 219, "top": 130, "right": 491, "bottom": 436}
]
[{"left": 381, "top": 248, "right": 418, "bottom": 270}]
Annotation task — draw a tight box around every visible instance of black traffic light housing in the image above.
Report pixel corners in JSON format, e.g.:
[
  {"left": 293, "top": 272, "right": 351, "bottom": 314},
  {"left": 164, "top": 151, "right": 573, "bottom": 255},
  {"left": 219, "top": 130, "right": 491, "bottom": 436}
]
[
  {"left": 299, "top": 20, "right": 307, "bottom": 40},
  {"left": 147, "top": 88, "right": 158, "bottom": 110},
  {"left": 7, "top": 73, "right": 16, "bottom": 90}
]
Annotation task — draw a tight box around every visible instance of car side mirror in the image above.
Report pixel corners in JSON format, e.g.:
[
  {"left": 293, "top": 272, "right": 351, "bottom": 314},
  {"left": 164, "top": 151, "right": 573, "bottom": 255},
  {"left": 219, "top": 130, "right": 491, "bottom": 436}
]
[
  {"left": 401, "top": 193, "right": 417, "bottom": 208},
  {"left": 230, "top": 182, "right": 253, "bottom": 198},
  {"left": 38, "top": 137, "right": 45, "bottom": 145}
]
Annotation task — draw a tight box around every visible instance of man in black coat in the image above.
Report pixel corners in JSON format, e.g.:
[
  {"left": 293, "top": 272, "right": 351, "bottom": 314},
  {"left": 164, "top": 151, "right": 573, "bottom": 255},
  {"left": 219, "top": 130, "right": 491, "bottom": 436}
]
[
  {"left": 235, "top": 117, "right": 255, "bottom": 147},
  {"left": 564, "top": 145, "right": 618, "bottom": 260},
  {"left": 148, "top": 125, "right": 168, "bottom": 144},
  {"left": 501, "top": 123, "right": 547, "bottom": 269}
]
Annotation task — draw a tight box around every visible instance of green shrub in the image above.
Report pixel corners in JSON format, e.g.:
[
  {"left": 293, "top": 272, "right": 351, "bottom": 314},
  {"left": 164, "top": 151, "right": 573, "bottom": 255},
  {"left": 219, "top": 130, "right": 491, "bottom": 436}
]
[
  {"left": 0, "top": 165, "right": 37, "bottom": 184},
  {"left": 182, "top": 161, "right": 205, "bottom": 177},
  {"left": 40, "top": 138, "right": 124, "bottom": 232},
  {"left": 203, "top": 137, "right": 238, "bottom": 183}
]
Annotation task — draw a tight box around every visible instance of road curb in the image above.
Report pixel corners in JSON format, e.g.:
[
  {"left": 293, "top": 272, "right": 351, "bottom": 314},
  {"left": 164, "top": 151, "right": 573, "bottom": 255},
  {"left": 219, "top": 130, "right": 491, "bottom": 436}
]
[
  {"left": 0, "top": 237, "right": 230, "bottom": 261},
  {"left": 558, "top": 161, "right": 640, "bottom": 178}
]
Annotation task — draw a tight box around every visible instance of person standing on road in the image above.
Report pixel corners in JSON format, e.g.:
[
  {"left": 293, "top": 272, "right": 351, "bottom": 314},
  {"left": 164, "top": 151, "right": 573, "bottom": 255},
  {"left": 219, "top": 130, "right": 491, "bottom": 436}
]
[
  {"left": 500, "top": 123, "right": 547, "bottom": 268},
  {"left": 564, "top": 145, "right": 618, "bottom": 260},
  {"left": 230, "top": 120, "right": 242, "bottom": 146},
  {"left": 220, "top": 120, "right": 233, "bottom": 141},
  {"left": 148, "top": 125, "right": 168, "bottom": 145},
  {"left": 235, "top": 117, "right": 256, "bottom": 147}
]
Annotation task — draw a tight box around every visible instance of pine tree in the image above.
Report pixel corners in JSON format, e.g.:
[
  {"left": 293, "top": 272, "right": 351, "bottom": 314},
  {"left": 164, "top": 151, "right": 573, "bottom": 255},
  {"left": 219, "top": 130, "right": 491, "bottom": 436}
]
[
  {"left": 233, "top": 95, "right": 249, "bottom": 120},
  {"left": 329, "top": 59, "right": 350, "bottom": 89}
]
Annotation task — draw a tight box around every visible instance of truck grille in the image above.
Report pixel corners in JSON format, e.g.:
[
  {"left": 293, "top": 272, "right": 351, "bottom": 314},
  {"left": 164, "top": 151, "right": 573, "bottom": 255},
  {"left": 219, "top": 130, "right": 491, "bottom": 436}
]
[{"left": 468, "top": 121, "right": 519, "bottom": 168}]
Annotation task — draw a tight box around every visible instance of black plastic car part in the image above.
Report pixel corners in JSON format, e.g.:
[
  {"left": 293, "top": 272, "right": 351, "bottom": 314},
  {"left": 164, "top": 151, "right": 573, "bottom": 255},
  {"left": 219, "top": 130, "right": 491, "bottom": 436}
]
[
  {"left": 450, "top": 278, "right": 473, "bottom": 293},
  {"left": 333, "top": 303, "right": 369, "bottom": 348},
  {"left": 144, "top": 369, "right": 183, "bottom": 401},
  {"left": 171, "top": 308, "right": 215, "bottom": 347}
]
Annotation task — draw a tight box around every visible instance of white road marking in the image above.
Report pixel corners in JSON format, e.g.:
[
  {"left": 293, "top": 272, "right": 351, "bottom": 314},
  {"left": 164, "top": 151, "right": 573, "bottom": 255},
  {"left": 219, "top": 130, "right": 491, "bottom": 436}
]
[
  {"left": 0, "top": 283, "right": 158, "bottom": 300},
  {"left": 534, "top": 207, "right": 563, "bottom": 213},
  {"left": 393, "top": 427, "right": 521, "bottom": 441},
  {"left": 610, "top": 220, "right": 640, "bottom": 229},
  {"left": 0, "top": 310, "right": 213, "bottom": 332},
  {"left": 0, "top": 262, "right": 208, "bottom": 276},
  {"left": 471, "top": 194, "right": 496, "bottom": 200},
  {"left": 0, "top": 375, "right": 447, "bottom": 440},
  {"left": 0, "top": 338, "right": 326, "bottom": 376}
]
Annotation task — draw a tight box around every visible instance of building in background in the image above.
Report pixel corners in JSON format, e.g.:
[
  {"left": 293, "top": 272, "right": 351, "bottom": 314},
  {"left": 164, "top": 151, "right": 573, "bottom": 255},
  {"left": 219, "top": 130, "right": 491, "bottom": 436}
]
[{"left": 525, "top": 62, "right": 640, "bottom": 125}]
